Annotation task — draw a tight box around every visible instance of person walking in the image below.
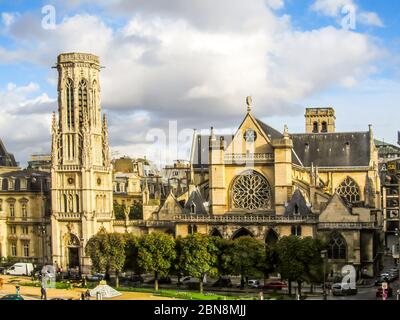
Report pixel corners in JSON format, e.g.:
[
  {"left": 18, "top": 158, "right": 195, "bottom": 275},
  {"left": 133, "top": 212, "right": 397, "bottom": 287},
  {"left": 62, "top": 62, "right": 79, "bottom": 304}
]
[
  {"left": 0, "top": 277, "right": 3, "bottom": 290},
  {"left": 40, "top": 280, "right": 47, "bottom": 300}
]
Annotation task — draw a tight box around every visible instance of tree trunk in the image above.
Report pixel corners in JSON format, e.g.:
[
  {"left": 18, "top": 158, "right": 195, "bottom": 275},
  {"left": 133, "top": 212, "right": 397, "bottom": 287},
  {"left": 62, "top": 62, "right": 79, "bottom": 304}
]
[
  {"left": 199, "top": 280, "right": 204, "bottom": 294},
  {"left": 115, "top": 271, "right": 119, "bottom": 288},
  {"left": 297, "top": 281, "right": 302, "bottom": 299},
  {"left": 288, "top": 281, "right": 292, "bottom": 296},
  {"left": 240, "top": 275, "right": 245, "bottom": 290},
  {"left": 154, "top": 271, "right": 159, "bottom": 291}
]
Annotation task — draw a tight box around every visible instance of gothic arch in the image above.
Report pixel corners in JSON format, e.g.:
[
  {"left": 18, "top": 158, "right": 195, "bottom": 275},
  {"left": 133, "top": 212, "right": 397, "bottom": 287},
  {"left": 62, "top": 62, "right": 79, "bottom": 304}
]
[
  {"left": 232, "top": 227, "right": 253, "bottom": 240},
  {"left": 78, "top": 79, "right": 88, "bottom": 128},
  {"left": 230, "top": 170, "right": 272, "bottom": 211},
  {"left": 265, "top": 229, "right": 278, "bottom": 245},
  {"left": 210, "top": 228, "right": 223, "bottom": 238},
  {"left": 327, "top": 232, "right": 347, "bottom": 260},
  {"left": 66, "top": 78, "right": 74, "bottom": 129},
  {"left": 336, "top": 176, "right": 361, "bottom": 204}
]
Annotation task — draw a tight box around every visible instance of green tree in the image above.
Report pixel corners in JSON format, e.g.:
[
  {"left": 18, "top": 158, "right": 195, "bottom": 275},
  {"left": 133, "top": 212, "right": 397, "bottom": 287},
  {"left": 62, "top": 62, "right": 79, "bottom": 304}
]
[
  {"left": 179, "top": 234, "right": 218, "bottom": 294},
  {"left": 137, "top": 232, "right": 176, "bottom": 291},
  {"left": 298, "top": 237, "right": 325, "bottom": 293},
  {"left": 85, "top": 231, "right": 126, "bottom": 287},
  {"left": 228, "top": 236, "right": 265, "bottom": 289},
  {"left": 262, "top": 242, "right": 277, "bottom": 285},
  {"left": 129, "top": 202, "right": 143, "bottom": 220},
  {"left": 113, "top": 202, "right": 126, "bottom": 220},
  {"left": 123, "top": 233, "right": 143, "bottom": 275},
  {"left": 275, "top": 236, "right": 324, "bottom": 297},
  {"left": 212, "top": 237, "right": 234, "bottom": 277}
]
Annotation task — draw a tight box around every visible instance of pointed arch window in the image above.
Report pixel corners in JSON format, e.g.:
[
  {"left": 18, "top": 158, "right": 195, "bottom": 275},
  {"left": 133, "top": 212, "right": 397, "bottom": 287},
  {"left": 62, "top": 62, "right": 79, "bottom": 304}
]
[
  {"left": 328, "top": 232, "right": 347, "bottom": 260},
  {"left": 78, "top": 79, "right": 88, "bottom": 128},
  {"left": 76, "top": 194, "right": 80, "bottom": 212},
  {"left": 312, "top": 122, "right": 318, "bottom": 133},
  {"left": 336, "top": 177, "right": 360, "bottom": 203},
  {"left": 92, "top": 80, "right": 97, "bottom": 126},
  {"left": 321, "top": 121, "right": 328, "bottom": 133},
  {"left": 66, "top": 79, "right": 74, "bottom": 129}
]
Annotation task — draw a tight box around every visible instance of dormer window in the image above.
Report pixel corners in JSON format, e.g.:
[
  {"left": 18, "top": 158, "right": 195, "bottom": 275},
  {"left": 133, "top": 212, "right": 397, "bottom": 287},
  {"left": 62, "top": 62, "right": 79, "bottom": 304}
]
[
  {"left": 190, "top": 203, "right": 196, "bottom": 214},
  {"left": 294, "top": 204, "right": 300, "bottom": 215}
]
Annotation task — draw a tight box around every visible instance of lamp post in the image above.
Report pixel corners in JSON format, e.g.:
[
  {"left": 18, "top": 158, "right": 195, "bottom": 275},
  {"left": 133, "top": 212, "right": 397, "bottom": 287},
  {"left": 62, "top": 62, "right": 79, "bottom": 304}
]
[{"left": 321, "top": 249, "right": 328, "bottom": 300}]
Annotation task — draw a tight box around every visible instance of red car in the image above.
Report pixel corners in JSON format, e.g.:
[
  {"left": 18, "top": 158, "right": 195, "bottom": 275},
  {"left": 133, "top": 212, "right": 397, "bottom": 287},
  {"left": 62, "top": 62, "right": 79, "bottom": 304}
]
[{"left": 263, "top": 280, "right": 288, "bottom": 290}]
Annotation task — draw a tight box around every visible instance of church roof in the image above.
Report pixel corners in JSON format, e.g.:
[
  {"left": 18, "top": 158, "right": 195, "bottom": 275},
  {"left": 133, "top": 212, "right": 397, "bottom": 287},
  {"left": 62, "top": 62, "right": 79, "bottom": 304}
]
[
  {"left": 255, "top": 118, "right": 284, "bottom": 140},
  {"left": 0, "top": 138, "right": 17, "bottom": 167},
  {"left": 183, "top": 188, "right": 208, "bottom": 215},
  {"left": 284, "top": 189, "right": 312, "bottom": 216},
  {"left": 291, "top": 132, "right": 371, "bottom": 167}
]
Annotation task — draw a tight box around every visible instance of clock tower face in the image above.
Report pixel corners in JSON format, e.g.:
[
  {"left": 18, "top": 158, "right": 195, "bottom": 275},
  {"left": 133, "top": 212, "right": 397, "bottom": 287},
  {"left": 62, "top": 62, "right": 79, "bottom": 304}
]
[{"left": 244, "top": 129, "right": 257, "bottom": 143}]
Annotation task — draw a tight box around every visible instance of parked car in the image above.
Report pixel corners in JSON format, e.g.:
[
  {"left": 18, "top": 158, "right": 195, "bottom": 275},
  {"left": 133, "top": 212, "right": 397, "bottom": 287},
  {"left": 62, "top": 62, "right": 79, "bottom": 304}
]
[
  {"left": 86, "top": 273, "right": 105, "bottom": 282},
  {"left": 5, "top": 263, "right": 34, "bottom": 276},
  {"left": 376, "top": 287, "right": 393, "bottom": 298},
  {"left": 182, "top": 277, "right": 200, "bottom": 284},
  {"left": 212, "top": 277, "right": 232, "bottom": 288},
  {"left": 147, "top": 276, "right": 172, "bottom": 284},
  {"left": 375, "top": 275, "right": 392, "bottom": 286},
  {"left": 389, "top": 268, "right": 399, "bottom": 279},
  {"left": 263, "top": 280, "right": 288, "bottom": 290},
  {"left": 331, "top": 283, "right": 358, "bottom": 296},
  {"left": 0, "top": 294, "right": 24, "bottom": 300},
  {"left": 247, "top": 280, "right": 260, "bottom": 289}
]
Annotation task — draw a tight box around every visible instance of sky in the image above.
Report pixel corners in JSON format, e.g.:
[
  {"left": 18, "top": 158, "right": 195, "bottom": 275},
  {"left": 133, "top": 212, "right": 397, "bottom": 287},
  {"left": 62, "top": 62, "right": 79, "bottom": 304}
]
[{"left": 0, "top": 0, "right": 399, "bottom": 167}]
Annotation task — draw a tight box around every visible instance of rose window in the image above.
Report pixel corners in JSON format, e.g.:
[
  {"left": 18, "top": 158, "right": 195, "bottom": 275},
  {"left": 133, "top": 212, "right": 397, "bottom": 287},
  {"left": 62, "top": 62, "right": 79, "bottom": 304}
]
[{"left": 231, "top": 171, "right": 271, "bottom": 210}]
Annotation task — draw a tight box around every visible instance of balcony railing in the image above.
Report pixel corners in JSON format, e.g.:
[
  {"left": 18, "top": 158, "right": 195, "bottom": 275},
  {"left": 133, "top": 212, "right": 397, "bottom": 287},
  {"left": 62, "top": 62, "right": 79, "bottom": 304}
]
[
  {"left": 57, "top": 165, "right": 82, "bottom": 171},
  {"left": 113, "top": 220, "right": 175, "bottom": 228},
  {"left": 318, "top": 222, "right": 378, "bottom": 230},
  {"left": 55, "top": 212, "right": 82, "bottom": 220},
  {"left": 224, "top": 153, "right": 274, "bottom": 164},
  {"left": 173, "top": 214, "right": 317, "bottom": 224}
]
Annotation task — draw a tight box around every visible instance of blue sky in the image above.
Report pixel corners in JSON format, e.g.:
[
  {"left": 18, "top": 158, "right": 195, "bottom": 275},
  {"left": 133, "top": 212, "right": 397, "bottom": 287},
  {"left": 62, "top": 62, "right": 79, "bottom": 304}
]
[{"left": 0, "top": 0, "right": 399, "bottom": 166}]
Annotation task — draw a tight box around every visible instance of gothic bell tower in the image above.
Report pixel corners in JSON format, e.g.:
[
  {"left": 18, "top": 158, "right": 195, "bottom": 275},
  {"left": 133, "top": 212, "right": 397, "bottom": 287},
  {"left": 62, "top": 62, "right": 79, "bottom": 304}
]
[{"left": 51, "top": 53, "right": 113, "bottom": 272}]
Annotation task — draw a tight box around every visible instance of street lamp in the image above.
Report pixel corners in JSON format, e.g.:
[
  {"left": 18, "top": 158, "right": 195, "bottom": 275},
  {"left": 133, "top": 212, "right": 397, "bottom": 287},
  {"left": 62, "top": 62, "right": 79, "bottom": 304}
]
[{"left": 321, "top": 249, "right": 328, "bottom": 300}]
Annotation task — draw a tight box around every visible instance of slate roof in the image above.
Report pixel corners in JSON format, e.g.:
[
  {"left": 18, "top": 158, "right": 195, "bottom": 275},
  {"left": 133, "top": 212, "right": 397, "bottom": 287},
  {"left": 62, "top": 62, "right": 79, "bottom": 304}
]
[
  {"left": 284, "top": 189, "right": 312, "bottom": 216},
  {"left": 255, "top": 118, "right": 284, "bottom": 140},
  {"left": 291, "top": 132, "right": 371, "bottom": 167},
  {"left": 183, "top": 188, "right": 208, "bottom": 215},
  {"left": 191, "top": 120, "right": 372, "bottom": 169},
  {"left": 192, "top": 134, "right": 234, "bottom": 168},
  {"left": 0, "top": 139, "right": 17, "bottom": 167}
]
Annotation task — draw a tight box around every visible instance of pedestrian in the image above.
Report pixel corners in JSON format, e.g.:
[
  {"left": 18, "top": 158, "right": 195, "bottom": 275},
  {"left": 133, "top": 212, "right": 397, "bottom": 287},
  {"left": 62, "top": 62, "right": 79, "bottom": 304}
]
[
  {"left": 16, "top": 285, "right": 20, "bottom": 296},
  {"left": 81, "top": 292, "right": 85, "bottom": 300},
  {"left": 40, "top": 281, "right": 47, "bottom": 300},
  {"left": 0, "top": 277, "right": 3, "bottom": 290},
  {"left": 85, "top": 289, "right": 91, "bottom": 300}
]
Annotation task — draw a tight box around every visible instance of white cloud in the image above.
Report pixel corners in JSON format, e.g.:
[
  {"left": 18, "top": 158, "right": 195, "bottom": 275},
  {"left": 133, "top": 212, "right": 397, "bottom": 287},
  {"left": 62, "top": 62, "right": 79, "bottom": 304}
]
[
  {"left": 0, "top": 83, "right": 54, "bottom": 164},
  {"left": 266, "top": 0, "right": 285, "bottom": 10},
  {"left": 1, "top": 12, "right": 16, "bottom": 27},
  {"left": 0, "top": 1, "right": 387, "bottom": 164},
  {"left": 359, "top": 12, "right": 384, "bottom": 28}
]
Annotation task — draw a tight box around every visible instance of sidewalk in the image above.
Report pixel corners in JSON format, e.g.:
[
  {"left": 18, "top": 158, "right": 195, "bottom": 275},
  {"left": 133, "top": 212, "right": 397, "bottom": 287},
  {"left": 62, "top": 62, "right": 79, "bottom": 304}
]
[{"left": 0, "top": 275, "right": 175, "bottom": 300}]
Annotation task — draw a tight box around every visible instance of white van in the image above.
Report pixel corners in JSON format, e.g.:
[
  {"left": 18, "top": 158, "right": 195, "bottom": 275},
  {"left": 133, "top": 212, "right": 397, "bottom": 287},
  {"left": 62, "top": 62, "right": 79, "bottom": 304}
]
[{"left": 6, "top": 263, "right": 34, "bottom": 276}]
